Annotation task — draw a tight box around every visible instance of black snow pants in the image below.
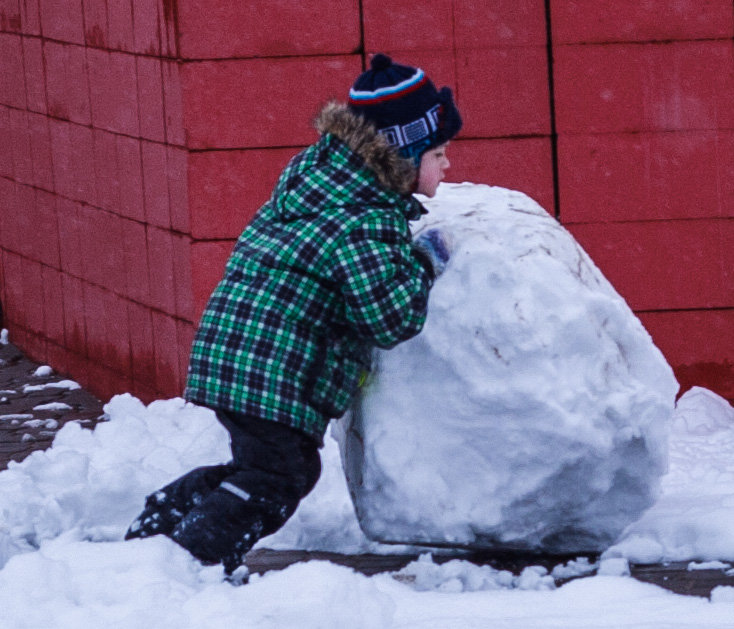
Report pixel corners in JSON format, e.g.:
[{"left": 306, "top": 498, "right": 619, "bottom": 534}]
[{"left": 125, "top": 409, "right": 322, "bottom": 573}]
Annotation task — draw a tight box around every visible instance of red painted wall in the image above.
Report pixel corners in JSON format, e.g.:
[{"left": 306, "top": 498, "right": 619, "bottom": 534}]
[{"left": 0, "top": 1, "right": 732, "bottom": 403}]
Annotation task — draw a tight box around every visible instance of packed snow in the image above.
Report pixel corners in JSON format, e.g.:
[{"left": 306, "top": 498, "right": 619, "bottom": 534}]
[
  {"left": 345, "top": 184, "right": 677, "bottom": 553},
  {"left": 1, "top": 185, "right": 734, "bottom": 626}
]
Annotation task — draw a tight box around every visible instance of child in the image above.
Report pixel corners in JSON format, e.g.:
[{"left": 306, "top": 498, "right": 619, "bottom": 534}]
[{"left": 125, "top": 54, "right": 462, "bottom": 577}]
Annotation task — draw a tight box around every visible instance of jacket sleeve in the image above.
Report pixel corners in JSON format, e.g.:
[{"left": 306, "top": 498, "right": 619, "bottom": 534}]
[{"left": 333, "top": 213, "right": 434, "bottom": 349}]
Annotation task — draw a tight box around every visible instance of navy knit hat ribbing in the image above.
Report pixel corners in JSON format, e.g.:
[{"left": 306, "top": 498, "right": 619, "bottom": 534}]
[{"left": 348, "top": 54, "right": 462, "bottom": 166}]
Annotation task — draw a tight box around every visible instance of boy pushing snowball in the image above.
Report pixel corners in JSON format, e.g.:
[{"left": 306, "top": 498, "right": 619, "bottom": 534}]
[{"left": 125, "top": 54, "right": 462, "bottom": 579}]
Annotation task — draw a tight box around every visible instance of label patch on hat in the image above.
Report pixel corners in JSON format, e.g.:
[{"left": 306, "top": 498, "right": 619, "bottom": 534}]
[{"left": 378, "top": 104, "right": 441, "bottom": 149}]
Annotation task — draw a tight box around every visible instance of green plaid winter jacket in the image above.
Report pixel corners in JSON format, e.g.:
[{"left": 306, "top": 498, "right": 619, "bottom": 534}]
[{"left": 185, "top": 103, "right": 436, "bottom": 443}]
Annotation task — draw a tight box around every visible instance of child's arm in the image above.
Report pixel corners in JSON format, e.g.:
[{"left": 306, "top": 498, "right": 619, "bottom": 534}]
[
  {"left": 334, "top": 219, "right": 433, "bottom": 349},
  {"left": 412, "top": 229, "right": 451, "bottom": 278}
]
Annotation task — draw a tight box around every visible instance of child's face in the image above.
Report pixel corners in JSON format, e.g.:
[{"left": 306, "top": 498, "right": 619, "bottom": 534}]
[{"left": 416, "top": 143, "right": 450, "bottom": 197}]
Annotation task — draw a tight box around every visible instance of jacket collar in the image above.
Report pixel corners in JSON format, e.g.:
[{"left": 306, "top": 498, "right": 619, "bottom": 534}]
[{"left": 314, "top": 102, "right": 419, "bottom": 197}]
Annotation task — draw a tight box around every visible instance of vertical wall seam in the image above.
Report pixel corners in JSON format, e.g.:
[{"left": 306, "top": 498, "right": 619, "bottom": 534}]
[
  {"left": 357, "top": 0, "right": 366, "bottom": 70},
  {"left": 450, "top": 0, "right": 459, "bottom": 103},
  {"left": 543, "top": 0, "right": 561, "bottom": 221}
]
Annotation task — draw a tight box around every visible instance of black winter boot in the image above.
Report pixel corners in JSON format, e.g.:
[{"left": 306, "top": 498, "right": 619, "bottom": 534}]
[
  {"left": 124, "top": 464, "right": 234, "bottom": 540},
  {"left": 168, "top": 486, "right": 268, "bottom": 568}
]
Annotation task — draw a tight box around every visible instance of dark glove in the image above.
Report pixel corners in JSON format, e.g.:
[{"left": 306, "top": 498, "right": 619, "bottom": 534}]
[{"left": 413, "top": 229, "right": 452, "bottom": 278}]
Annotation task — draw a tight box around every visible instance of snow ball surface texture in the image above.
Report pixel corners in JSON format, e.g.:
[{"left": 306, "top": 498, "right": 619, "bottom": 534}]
[{"left": 344, "top": 183, "right": 679, "bottom": 553}]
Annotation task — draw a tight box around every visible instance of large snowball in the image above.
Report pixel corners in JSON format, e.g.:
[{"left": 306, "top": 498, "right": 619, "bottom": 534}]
[{"left": 342, "top": 184, "right": 678, "bottom": 554}]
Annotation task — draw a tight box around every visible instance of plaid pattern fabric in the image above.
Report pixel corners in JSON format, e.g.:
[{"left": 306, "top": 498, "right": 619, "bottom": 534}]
[{"left": 185, "top": 133, "right": 433, "bottom": 442}]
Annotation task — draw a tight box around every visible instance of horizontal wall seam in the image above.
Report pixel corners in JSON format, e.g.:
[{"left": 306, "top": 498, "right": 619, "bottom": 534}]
[
  {"left": 636, "top": 307, "right": 734, "bottom": 314},
  {"left": 563, "top": 216, "right": 734, "bottom": 226},
  {"left": 553, "top": 36, "right": 734, "bottom": 47}
]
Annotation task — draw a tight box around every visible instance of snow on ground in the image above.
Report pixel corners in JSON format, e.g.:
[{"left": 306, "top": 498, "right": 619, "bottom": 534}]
[{"left": 0, "top": 386, "right": 733, "bottom": 627}]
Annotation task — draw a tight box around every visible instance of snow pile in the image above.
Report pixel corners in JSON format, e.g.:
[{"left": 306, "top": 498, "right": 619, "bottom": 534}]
[
  {"left": 0, "top": 539, "right": 395, "bottom": 629},
  {"left": 395, "top": 554, "right": 555, "bottom": 592},
  {"left": 0, "top": 395, "right": 230, "bottom": 568},
  {"left": 3, "top": 386, "right": 732, "bottom": 575},
  {"left": 0, "top": 395, "right": 371, "bottom": 570},
  {"left": 607, "top": 387, "right": 734, "bottom": 563},
  {"left": 344, "top": 183, "right": 678, "bottom": 553}
]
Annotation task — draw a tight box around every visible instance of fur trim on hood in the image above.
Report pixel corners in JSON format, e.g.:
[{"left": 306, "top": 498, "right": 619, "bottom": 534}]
[{"left": 315, "top": 102, "right": 418, "bottom": 196}]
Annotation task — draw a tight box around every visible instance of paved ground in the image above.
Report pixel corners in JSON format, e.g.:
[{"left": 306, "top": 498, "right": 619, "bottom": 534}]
[
  {"left": 0, "top": 340, "right": 105, "bottom": 470},
  {"left": 2, "top": 338, "right": 733, "bottom": 598}
]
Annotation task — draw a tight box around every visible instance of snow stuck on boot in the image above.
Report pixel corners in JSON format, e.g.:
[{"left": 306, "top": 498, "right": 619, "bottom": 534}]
[{"left": 343, "top": 183, "right": 679, "bottom": 554}]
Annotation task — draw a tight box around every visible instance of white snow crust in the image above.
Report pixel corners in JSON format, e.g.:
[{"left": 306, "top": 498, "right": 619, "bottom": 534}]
[{"left": 344, "top": 184, "right": 678, "bottom": 553}]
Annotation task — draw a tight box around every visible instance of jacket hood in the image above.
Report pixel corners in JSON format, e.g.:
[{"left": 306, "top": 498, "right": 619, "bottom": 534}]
[
  {"left": 269, "top": 103, "right": 425, "bottom": 223},
  {"left": 314, "top": 102, "right": 418, "bottom": 196}
]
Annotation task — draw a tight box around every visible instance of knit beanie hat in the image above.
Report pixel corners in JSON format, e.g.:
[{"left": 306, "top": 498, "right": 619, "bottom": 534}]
[{"left": 348, "top": 54, "right": 462, "bottom": 166}]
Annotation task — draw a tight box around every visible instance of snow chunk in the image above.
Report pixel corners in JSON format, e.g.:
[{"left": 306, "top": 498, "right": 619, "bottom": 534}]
[
  {"left": 23, "top": 380, "right": 81, "bottom": 393},
  {"left": 21, "top": 419, "right": 59, "bottom": 429},
  {"left": 33, "top": 365, "right": 54, "bottom": 377},
  {"left": 551, "top": 557, "right": 599, "bottom": 580},
  {"left": 673, "top": 386, "right": 734, "bottom": 436},
  {"left": 0, "top": 329, "right": 8, "bottom": 345},
  {"left": 33, "top": 402, "right": 72, "bottom": 412},
  {"left": 344, "top": 184, "right": 677, "bottom": 554},
  {"left": 597, "top": 558, "right": 630, "bottom": 577},
  {"left": 0, "top": 414, "right": 34, "bottom": 421},
  {"left": 394, "top": 554, "right": 554, "bottom": 592},
  {"left": 688, "top": 561, "right": 731, "bottom": 571},
  {"left": 609, "top": 388, "right": 734, "bottom": 564}
]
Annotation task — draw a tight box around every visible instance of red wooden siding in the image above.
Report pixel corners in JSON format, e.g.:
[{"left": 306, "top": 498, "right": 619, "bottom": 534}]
[{"left": 0, "top": 0, "right": 732, "bottom": 404}]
